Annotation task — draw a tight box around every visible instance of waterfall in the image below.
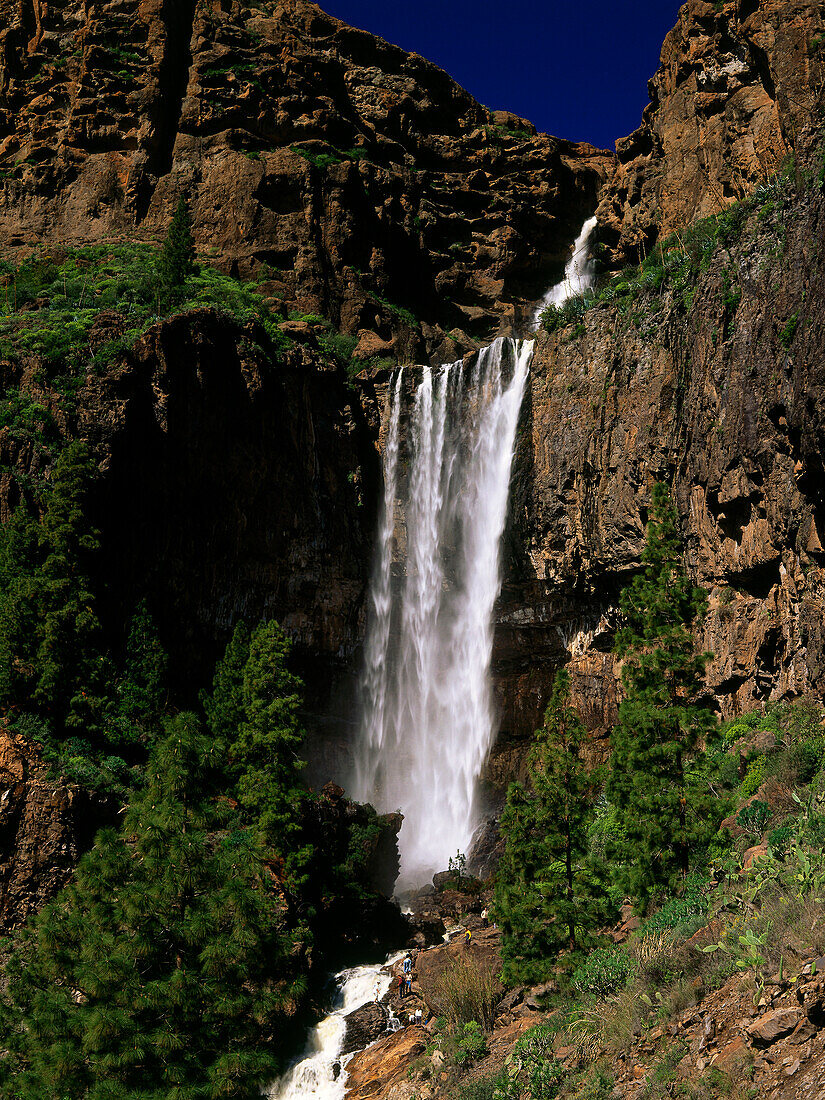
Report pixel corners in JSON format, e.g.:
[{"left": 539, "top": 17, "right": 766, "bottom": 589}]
[
  {"left": 530, "top": 214, "right": 598, "bottom": 329},
  {"left": 267, "top": 953, "right": 405, "bottom": 1100},
  {"left": 354, "top": 337, "right": 532, "bottom": 890}
]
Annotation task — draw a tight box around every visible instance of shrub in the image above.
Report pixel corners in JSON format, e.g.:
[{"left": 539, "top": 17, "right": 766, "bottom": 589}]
[
  {"left": 736, "top": 800, "right": 772, "bottom": 837},
  {"left": 433, "top": 955, "right": 502, "bottom": 1030},
  {"left": 454, "top": 1021, "right": 488, "bottom": 1065},
  {"left": 318, "top": 331, "right": 358, "bottom": 366},
  {"left": 767, "top": 824, "right": 796, "bottom": 859},
  {"left": 571, "top": 1066, "right": 615, "bottom": 1100},
  {"left": 779, "top": 311, "right": 800, "bottom": 349},
  {"left": 739, "top": 756, "right": 766, "bottom": 797},
  {"left": 498, "top": 1025, "right": 564, "bottom": 1100},
  {"left": 573, "top": 947, "right": 635, "bottom": 998},
  {"left": 455, "top": 1078, "right": 498, "bottom": 1100},
  {"left": 642, "top": 877, "right": 709, "bottom": 935}
]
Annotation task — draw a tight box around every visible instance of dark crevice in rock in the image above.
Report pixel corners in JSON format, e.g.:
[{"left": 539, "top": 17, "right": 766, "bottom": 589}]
[{"left": 134, "top": 0, "right": 197, "bottom": 222}]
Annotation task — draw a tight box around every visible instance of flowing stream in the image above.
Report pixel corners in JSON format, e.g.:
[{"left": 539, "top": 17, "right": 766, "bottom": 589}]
[
  {"left": 354, "top": 337, "right": 532, "bottom": 889},
  {"left": 267, "top": 953, "right": 405, "bottom": 1100},
  {"left": 530, "top": 214, "right": 597, "bottom": 328}
]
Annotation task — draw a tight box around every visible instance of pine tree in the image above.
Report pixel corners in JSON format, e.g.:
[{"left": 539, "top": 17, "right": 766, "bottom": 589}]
[
  {"left": 606, "top": 482, "right": 716, "bottom": 904},
  {"left": 0, "top": 713, "right": 306, "bottom": 1099},
  {"left": 201, "top": 620, "right": 250, "bottom": 753},
  {"left": 34, "top": 442, "right": 109, "bottom": 733},
  {"left": 231, "top": 620, "right": 311, "bottom": 886},
  {"left": 114, "top": 600, "right": 169, "bottom": 745},
  {"left": 156, "top": 195, "right": 197, "bottom": 310},
  {"left": 0, "top": 442, "right": 109, "bottom": 734},
  {"left": 0, "top": 503, "right": 40, "bottom": 706},
  {"left": 204, "top": 620, "right": 311, "bottom": 889},
  {"left": 495, "top": 669, "right": 603, "bottom": 983}
]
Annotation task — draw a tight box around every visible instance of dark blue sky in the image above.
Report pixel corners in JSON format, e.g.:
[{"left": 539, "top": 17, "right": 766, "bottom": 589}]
[{"left": 322, "top": 1, "right": 681, "bottom": 150}]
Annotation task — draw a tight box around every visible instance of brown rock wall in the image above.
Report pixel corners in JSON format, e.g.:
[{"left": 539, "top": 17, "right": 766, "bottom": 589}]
[
  {"left": 0, "top": 0, "right": 610, "bottom": 358},
  {"left": 596, "top": 0, "right": 825, "bottom": 266},
  {"left": 0, "top": 724, "right": 89, "bottom": 931},
  {"left": 493, "top": 181, "right": 825, "bottom": 768}
]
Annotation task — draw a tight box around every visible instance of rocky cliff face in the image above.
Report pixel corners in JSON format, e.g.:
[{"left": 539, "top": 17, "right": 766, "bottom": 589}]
[
  {"left": 490, "top": 173, "right": 825, "bottom": 782},
  {"left": 1, "top": 309, "right": 375, "bottom": 705},
  {"left": 0, "top": 0, "right": 608, "bottom": 359},
  {"left": 596, "top": 0, "right": 825, "bottom": 266},
  {"left": 0, "top": 723, "right": 102, "bottom": 931}
]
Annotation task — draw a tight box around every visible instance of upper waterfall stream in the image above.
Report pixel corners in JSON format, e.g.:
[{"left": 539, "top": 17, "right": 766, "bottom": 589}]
[
  {"left": 354, "top": 337, "right": 532, "bottom": 889},
  {"left": 530, "top": 214, "right": 597, "bottom": 328}
]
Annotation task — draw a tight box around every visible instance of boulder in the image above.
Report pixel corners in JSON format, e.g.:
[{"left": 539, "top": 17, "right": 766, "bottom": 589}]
[
  {"left": 341, "top": 1001, "right": 389, "bottom": 1056},
  {"left": 345, "top": 1025, "right": 429, "bottom": 1100},
  {"left": 746, "top": 1007, "right": 803, "bottom": 1047},
  {"left": 352, "top": 330, "right": 395, "bottom": 361},
  {"left": 496, "top": 988, "right": 525, "bottom": 1017}
]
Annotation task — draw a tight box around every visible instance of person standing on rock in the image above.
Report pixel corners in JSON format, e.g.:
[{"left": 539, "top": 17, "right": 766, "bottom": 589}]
[
  {"left": 464, "top": 928, "right": 472, "bottom": 946},
  {"left": 373, "top": 979, "right": 381, "bottom": 1003},
  {"left": 402, "top": 952, "right": 413, "bottom": 996},
  {"left": 398, "top": 971, "right": 405, "bottom": 999}
]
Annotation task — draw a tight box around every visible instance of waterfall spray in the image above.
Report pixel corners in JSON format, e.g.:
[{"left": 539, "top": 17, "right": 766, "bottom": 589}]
[{"left": 354, "top": 338, "right": 532, "bottom": 889}]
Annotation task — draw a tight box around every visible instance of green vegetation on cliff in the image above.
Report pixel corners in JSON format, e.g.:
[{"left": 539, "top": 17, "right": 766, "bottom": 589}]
[
  {"left": 606, "top": 483, "right": 717, "bottom": 903},
  {"left": 496, "top": 669, "right": 606, "bottom": 981},
  {"left": 0, "top": 239, "right": 290, "bottom": 373},
  {"left": 0, "top": 440, "right": 400, "bottom": 1095}
]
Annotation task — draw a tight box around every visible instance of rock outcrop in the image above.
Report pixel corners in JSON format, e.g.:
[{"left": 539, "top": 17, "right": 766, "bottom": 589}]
[
  {"left": 596, "top": 0, "right": 825, "bottom": 265},
  {"left": 0, "top": 723, "right": 94, "bottom": 931},
  {"left": 0, "top": 0, "right": 609, "bottom": 358},
  {"left": 489, "top": 179, "right": 825, "bottom": 765},
  {"left": 345, "top": 1024, "right": 429, "bottom": 1100},
  {"left": 342, "top": 1001, "right": 390, "bottom": 1057}
]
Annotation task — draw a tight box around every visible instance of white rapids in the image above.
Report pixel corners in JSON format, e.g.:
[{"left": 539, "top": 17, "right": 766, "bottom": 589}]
[
  {"left": 266, "top": 953, "right": 404, "bottom": 1100},
  {"left": 530, "top": 213, "right": 598, "bottom": 329},
  {"left": 354, "top": 336, "right": 532, "bottom": 890}
]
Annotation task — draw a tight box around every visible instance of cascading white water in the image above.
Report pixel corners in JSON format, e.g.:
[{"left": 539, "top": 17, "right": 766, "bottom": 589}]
[
  {"left": 267, "top": 953, "right": 404, "bottom": 1100},
  {"left": 354, "top": 337, "right": 532, "bottom": 889},
  {"left": 530, "top": 214, "right": 598, "bottom": 328},
  {"left": 360, "top": 371, "right": 403, "bottom": 767}
]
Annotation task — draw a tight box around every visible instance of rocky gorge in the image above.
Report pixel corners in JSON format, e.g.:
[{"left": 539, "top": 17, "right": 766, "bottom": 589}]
[{"left": 2, "top": 0, "right": 825, "bottom": 1095}]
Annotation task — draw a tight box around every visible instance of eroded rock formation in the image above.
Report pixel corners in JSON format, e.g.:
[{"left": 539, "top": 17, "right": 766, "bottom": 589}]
[
  {"left": 0, "top": 723, "right": 94, "bottom": 930},
  {"left": 492, "top": 178, "right": 825, "bottom": 779},
  {"left": 0, "top": 0, "right": 609, "bottom": 358},
  {"left": 596, "top": 0, "right": 825, "bottom": 265}
]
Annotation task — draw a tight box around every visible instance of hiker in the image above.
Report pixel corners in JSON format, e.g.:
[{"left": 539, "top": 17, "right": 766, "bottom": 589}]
[
  {"left": 398, "top": 972, "right": 405, "bottom": 999},
  {"left": 464, "top": 928, "right": 472, "bottom": 946},
  {"left": 373, "top": 979, "right": 381, "bottom": 1003},
  {"left": 481, "top": 907, "right": 488, "bottom": 926}
]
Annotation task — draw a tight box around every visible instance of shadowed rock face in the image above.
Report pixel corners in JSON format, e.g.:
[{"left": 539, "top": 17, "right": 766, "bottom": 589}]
[
  {"left": 596, "top": 0, "right": 825, "bottom": 266},
  {"left": 0, "top": 0, "right": 609, "bottom": 360}
]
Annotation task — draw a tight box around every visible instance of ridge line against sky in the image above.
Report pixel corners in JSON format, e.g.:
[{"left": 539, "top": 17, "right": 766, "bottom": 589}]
[{"left": 322, "top": 1, "right": 682, "bottom": 150}]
